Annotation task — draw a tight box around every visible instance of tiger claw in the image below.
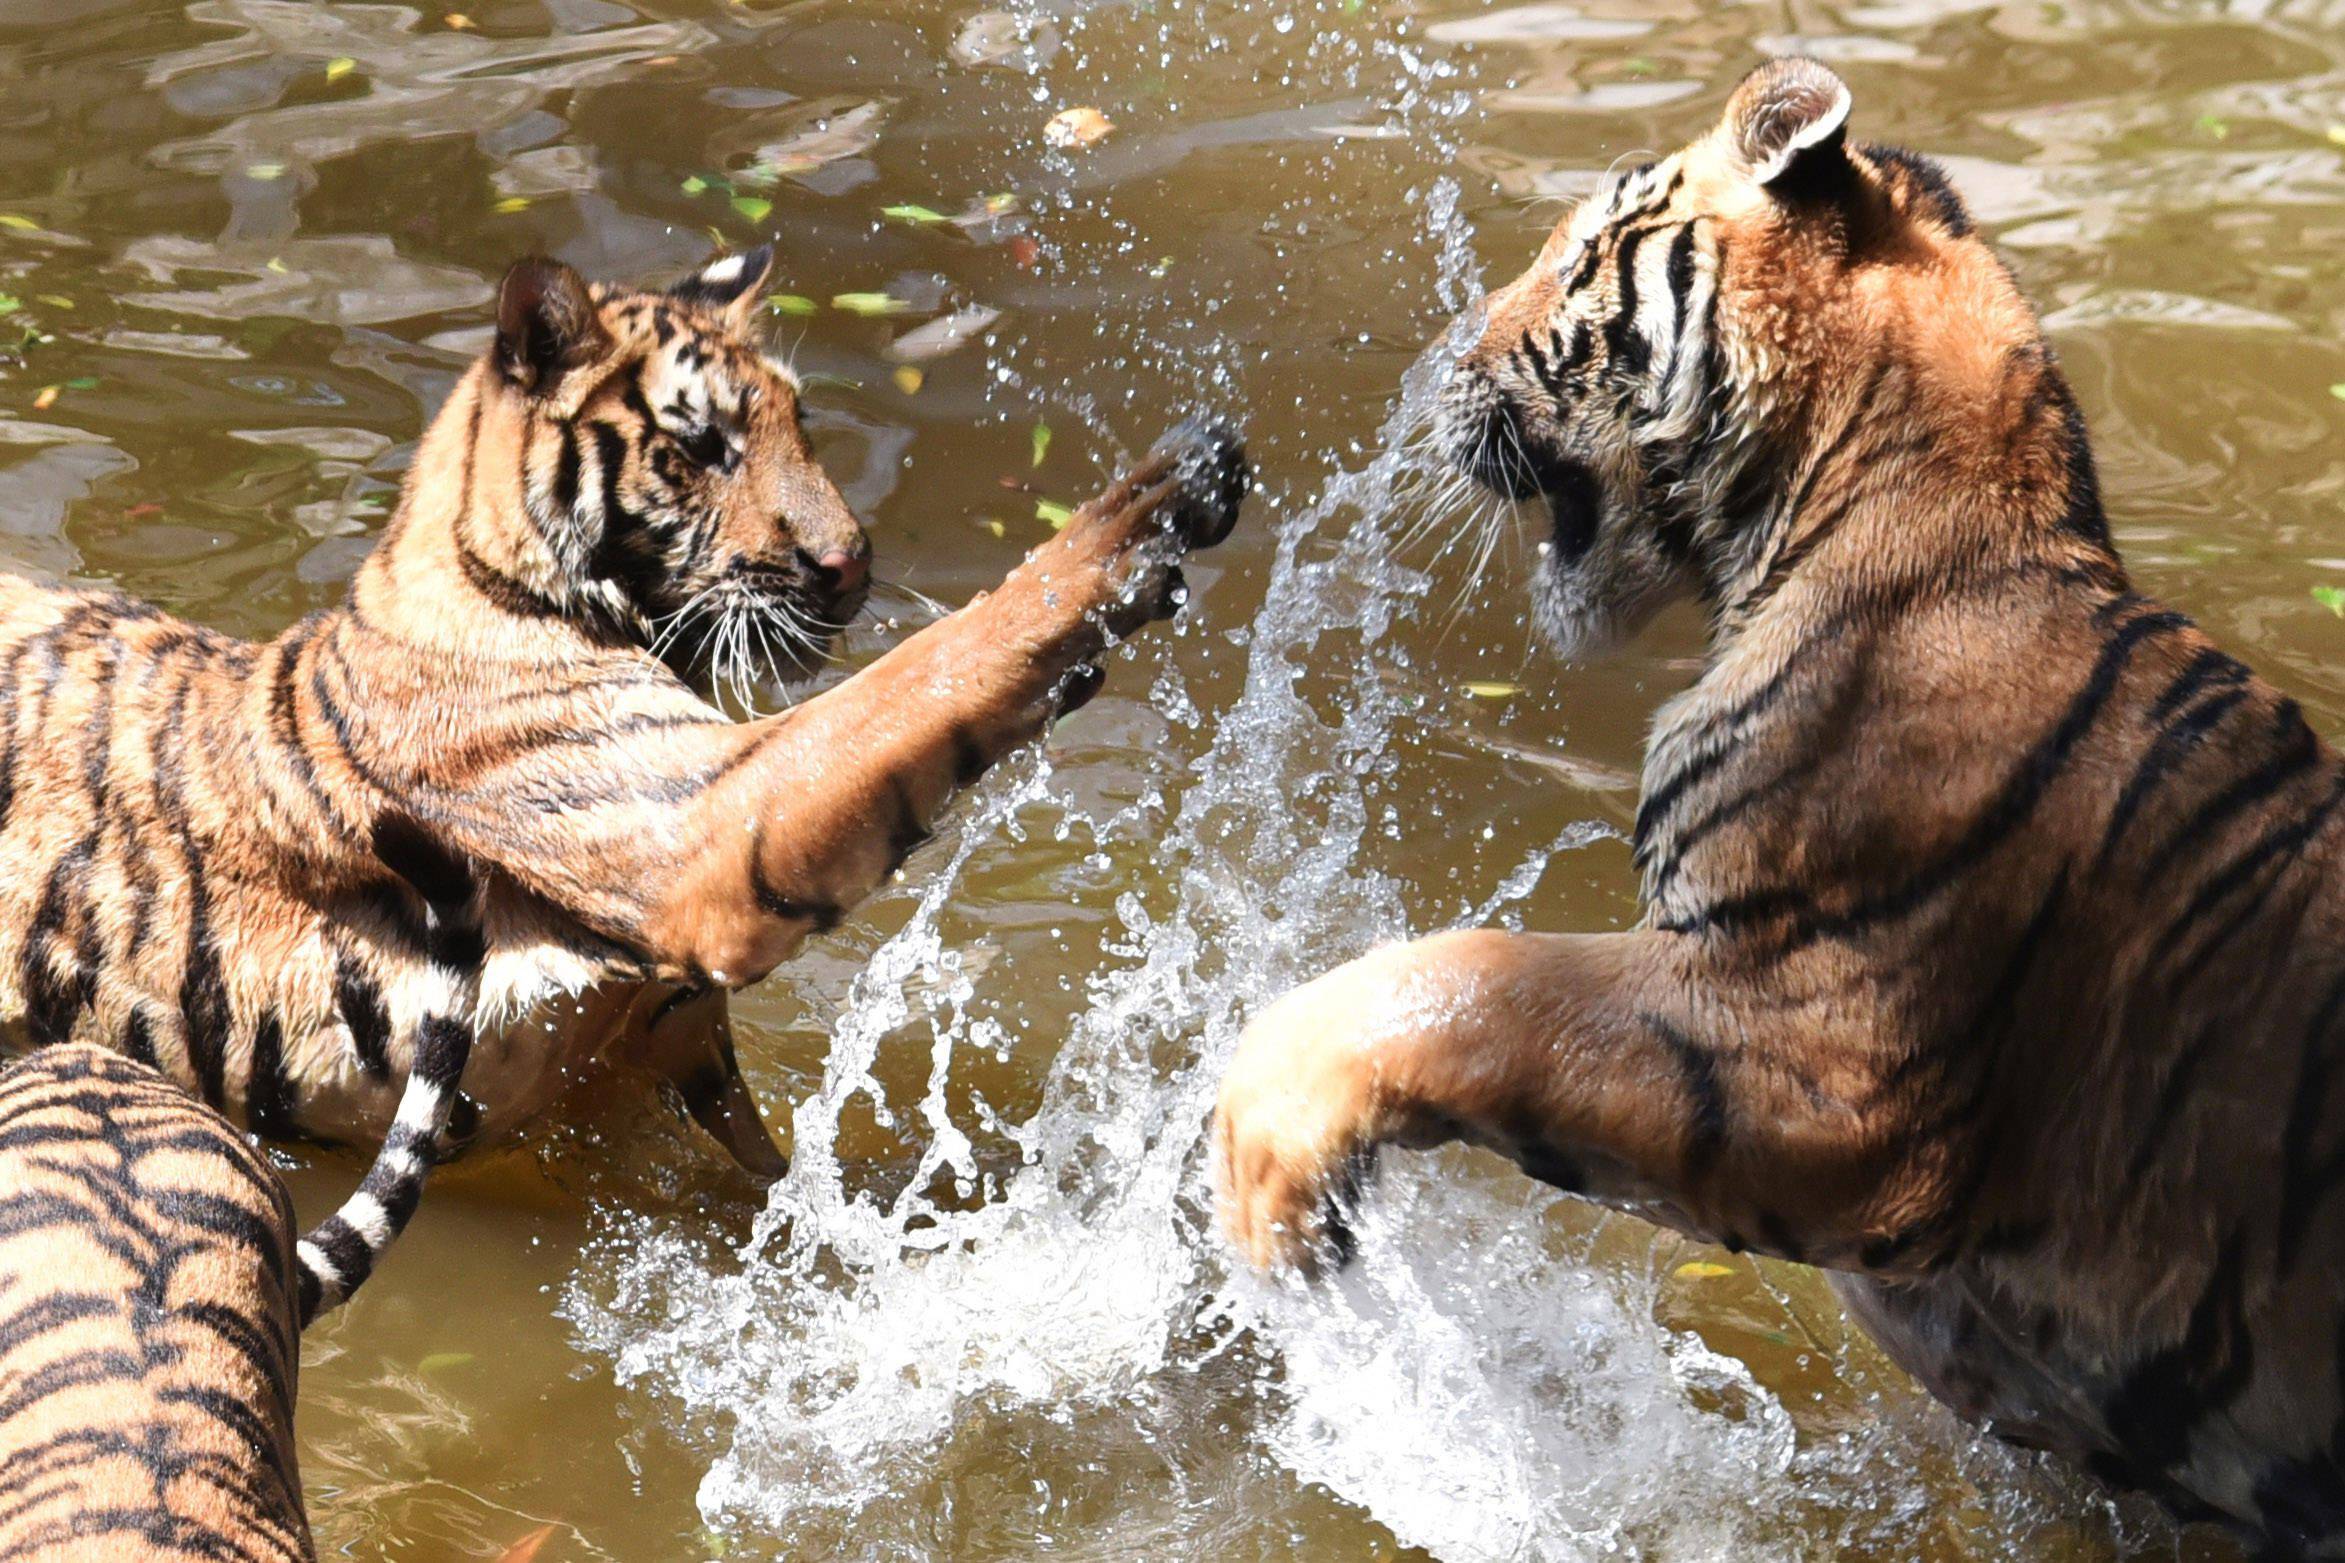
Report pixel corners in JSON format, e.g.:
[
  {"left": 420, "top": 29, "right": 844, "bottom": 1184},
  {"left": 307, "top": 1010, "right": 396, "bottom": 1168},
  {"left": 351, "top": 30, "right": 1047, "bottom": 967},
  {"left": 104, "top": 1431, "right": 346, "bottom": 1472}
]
[{"left": 1150, "top": 417, "right": 1249, "bottom": 550}]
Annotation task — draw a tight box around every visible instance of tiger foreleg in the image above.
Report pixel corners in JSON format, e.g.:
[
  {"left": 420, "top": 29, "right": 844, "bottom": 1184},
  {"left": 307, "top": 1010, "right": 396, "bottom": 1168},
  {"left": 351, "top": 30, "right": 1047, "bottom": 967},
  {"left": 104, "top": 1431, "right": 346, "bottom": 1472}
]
[
  {"left": 643, "top": 419, "right": 1249, "bottom": 986},
  {"left": 1214, "top": 929, "right": 1940, "bottom": 1276}
]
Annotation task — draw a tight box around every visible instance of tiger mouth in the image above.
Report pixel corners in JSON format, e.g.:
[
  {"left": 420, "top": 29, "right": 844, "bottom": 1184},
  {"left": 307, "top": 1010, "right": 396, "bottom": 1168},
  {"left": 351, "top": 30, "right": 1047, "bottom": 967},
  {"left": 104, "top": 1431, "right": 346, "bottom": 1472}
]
[
  {"left": 1449, "top": 423, "right": 1602, "bottom": 567},
  {"left": 1539, "top": 460, "right": 1601, "bottom": 564}
]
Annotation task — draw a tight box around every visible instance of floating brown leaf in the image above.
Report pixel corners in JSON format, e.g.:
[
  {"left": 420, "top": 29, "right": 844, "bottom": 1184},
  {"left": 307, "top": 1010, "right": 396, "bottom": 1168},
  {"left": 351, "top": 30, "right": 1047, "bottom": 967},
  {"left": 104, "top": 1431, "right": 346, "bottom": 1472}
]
[
  {"left": 493, "top": 1523, "right": 558, "bottom": 1563},
  {"left": 1043, "top": 107, "right": 1114, "bottom": 150}
]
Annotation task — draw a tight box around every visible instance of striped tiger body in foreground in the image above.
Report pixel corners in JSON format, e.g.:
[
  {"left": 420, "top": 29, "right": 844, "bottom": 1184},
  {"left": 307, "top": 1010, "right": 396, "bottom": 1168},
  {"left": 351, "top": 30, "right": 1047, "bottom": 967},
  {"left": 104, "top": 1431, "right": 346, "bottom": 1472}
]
[
  {"left": 0, "top": 1045, "right": 314, "bottom": 1562},
  {"left": 0, "top": 247, "right": 1246, "bottom": 1182},
  {"left": 1218, "top": 59, "right": 2345, "bottom": 1554}
]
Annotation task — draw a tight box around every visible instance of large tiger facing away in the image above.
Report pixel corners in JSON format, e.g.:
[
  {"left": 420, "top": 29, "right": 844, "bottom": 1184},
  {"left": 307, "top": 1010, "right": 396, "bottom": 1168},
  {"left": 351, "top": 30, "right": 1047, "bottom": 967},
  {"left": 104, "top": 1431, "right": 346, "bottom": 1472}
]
[
  {"left": 0, "top": 1045, "right": 315, "bottom": 1562},
  {"left": 0, "top": 247, "right": 1247, "bottom": 1210},
  {"left": 1216, "top": 59, "right": 2345, "bottom": 1554}
]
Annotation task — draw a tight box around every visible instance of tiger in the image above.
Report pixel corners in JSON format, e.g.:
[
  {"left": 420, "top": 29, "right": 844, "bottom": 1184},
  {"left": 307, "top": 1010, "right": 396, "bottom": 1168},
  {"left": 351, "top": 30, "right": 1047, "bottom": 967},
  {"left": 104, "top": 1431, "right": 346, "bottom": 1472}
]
[
  {"left": 0, "top": 1045, "right": 316, "bottom": 1562},
  {"left": 1214, "top": 57, "right": 2345, "bottom": 1556},
  {"left": 0, "top": 245, "right": 1248, "bottom": 1209}
]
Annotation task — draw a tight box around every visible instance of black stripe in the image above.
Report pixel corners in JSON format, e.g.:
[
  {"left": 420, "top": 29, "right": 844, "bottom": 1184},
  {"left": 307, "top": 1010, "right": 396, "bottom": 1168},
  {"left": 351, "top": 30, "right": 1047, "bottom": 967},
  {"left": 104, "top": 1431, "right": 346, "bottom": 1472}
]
[
  {"left": 552, "top": 422, "right": 582, "bottom": 515},
  {"left": 245, "top": 1013, "right": 295, "bottom": 1138},
  {"left": 2156, "top": 764, "right": 2345, "bottom": 985},
  {"left": 121, "top": 1007, "right": 160, "bottom": 1068},
  {"left": 335, "top": 954, "right": 394, "bottom": 1081},
  {"left": 456, "top": 535, "right": 569, "bottom": 619},
  {"left": 746, "top": 823, "right": 843, "bottom": 934},
  {"left": 2096, "top": 682, "right": 2253, "bottom": 870},
  {"left": 1601, "top": 227, "right": 1649, "bottom": 378},
  {"left": 2049, "top": 377, "right": 2113, "bottom": 548},
  {"left": 1561, "top": 237, "right": 1604, "bottom": 296},
  {"left": 2140, "top": 699, "right": 2318, "bottom": 884},
  {"left": 2123, "top": 1019, "right": 2224, "bottom": 1184},
  {"left": 1667, "top": 607, "right": 2188, "bottom": 946},
  {"left": 179, "top": 922, "right": 231, "bottom": 1109},
  {"left": 1645, "top": 1014, "right": 1727, "bottom": 1183},
  {"left": 1633, "top": 662, "right": 1805, "bottom": 861},
  {"left": 265, "top": 615, "right": 337, "bottom": 822},
  {"left": 2146, "top": 647, "right": 2250, "bottom": 726}
]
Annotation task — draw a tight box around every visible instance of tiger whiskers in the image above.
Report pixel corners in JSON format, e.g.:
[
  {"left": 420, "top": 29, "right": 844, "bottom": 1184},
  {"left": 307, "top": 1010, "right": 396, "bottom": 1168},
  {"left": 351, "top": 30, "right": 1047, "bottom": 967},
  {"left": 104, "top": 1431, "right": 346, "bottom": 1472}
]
[{"left": 868, "top": 575, "right": 948, "bottom": 623}]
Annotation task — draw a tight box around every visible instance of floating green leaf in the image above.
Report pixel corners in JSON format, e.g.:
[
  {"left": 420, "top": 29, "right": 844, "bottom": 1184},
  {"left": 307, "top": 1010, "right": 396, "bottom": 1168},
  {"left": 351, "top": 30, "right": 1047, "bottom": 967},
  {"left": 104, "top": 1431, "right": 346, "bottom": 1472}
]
[
  {"left": 2329, "top": 383, "right": 2345, "bottom": 402},
  {"left": 767, "top": 293, "right": 820, "bottom": 316},
  {"left": 831, "top": 291, "right": 908, "bottom": 317},
  {"left": 493, "top": 195, "right": 532, "bottom": 213},
  {"left": 62, "top": 376, "right": 97, "bottom": 390},
  {"left": 681, "top": 174, "right": 710, "bottom": 196},
  {"left": 36, "top": 294, "right": 72, "bottom": 310},
  {"left": 2329, "top": 125, "right": 2345, "bottom": 149},
  {"left": 881, "top": 203, "right": 950, "bottom": 225},
  {"left": 1461, "top": 680, "right": 1519, "bottom": 700},
  {"left": 1035, "top": 498, "right": 1075, "bottom": 529},
  {"left": 0, "top": 214, "right": 38, "bottom": 231},
  {"left": 730, "top": 194, "right": 773, "bottom": 223},
  {"left": 418, "top": 1351, "right": 476, "bottom": 1375},
  {"left": 2314, "top": 586, "right": 2345, "bottom": 618},
  {"left": 325, "top": 55, "right": 357, "bottom": 81},
  {"left": 1030, "top": 420, "right": 1051, "bottom": 469},
  {"left": 2195, "top": 111, "right": 2229, "bottom": 141},
  {"left": 0, "top": 295, "right": 20, "bottom": 317},
  {"left": 246, "top": 160, "right": 287, "bottom": 181}
]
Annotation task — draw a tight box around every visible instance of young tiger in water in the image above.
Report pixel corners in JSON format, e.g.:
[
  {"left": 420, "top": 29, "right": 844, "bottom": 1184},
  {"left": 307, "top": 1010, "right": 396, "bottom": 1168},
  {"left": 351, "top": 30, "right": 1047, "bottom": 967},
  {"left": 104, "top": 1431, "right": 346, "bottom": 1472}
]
[
  {"left": 0, "top": 247, "right": 1247, "bottom": 1189},
  {"left": 0, "top": 1046, "right": 317, "bottom": 1562},
  {"left": 1216, "top": 59, "right": 2345, "bottom": 1554}
]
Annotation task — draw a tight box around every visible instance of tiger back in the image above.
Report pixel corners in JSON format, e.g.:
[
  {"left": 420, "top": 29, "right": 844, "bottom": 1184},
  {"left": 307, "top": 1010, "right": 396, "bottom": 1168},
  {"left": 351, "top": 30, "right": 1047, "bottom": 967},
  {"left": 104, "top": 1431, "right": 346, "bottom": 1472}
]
[{"left": 0, "top": 1045, "right": 310, "bottom": 1563}]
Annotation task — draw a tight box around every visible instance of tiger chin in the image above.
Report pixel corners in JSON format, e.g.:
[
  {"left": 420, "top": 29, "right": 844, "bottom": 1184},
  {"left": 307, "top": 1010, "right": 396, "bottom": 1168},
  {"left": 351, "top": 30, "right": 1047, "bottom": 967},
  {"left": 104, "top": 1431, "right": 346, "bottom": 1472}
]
[
  {"left": 0, "top": 245, "right": 1249, "bottom": 1186},
  {"left": 1218, "top": 58, "right": 2345, "bottom": 1556}
]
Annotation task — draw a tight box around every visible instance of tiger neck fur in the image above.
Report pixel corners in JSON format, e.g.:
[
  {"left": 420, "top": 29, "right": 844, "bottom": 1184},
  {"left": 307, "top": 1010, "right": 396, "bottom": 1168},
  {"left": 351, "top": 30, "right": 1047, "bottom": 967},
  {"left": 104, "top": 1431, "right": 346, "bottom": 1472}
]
[{"left": 349, "top": 362, "right": 642, "bottom": 665}]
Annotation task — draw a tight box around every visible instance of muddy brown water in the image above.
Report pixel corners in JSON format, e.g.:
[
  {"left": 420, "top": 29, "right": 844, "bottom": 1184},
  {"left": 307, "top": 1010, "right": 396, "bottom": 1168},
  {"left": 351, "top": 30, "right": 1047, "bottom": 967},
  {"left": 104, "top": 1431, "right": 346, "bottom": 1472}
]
[{"left": 2, "top": 0, "right": 2339, "bottom": 1558}]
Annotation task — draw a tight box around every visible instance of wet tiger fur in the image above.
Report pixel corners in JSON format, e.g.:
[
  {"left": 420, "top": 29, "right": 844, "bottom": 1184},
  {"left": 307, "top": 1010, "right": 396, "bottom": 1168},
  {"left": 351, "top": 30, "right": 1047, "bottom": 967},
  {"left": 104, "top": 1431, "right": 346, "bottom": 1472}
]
[
  {"left": 0, "top": 1045, "right": 313, "bottom": 1562},
  {"left": 1217, "top": 58, "right": 2345, "bottom": 1554},
  {"left": 0, "top": 246, "right": 1247, "bottom": 1184}
]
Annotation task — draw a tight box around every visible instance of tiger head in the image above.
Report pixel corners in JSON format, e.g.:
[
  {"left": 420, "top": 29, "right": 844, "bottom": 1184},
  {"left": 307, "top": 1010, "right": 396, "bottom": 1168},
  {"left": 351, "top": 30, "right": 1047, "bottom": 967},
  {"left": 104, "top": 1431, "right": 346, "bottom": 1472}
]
[
  {"left": 1442, "top": 57, "right": 2043, "bottom": 658},
  {"left": 473, "top": 247, "right": 870, "bottom": 693}
]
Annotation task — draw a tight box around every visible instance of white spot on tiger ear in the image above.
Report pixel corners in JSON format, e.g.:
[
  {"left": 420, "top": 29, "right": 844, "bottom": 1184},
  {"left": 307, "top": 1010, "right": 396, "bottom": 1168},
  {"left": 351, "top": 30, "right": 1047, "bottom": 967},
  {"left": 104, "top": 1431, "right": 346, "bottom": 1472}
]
[
  {"left": 1749, "top": 86, "right": 1848, "bottom": 185},
  {"left": 1724, "top": 57, "right": 1853, "bottom": 188},
  {"left": 701, "top": 254, "right": 746, "bottom": 286}
]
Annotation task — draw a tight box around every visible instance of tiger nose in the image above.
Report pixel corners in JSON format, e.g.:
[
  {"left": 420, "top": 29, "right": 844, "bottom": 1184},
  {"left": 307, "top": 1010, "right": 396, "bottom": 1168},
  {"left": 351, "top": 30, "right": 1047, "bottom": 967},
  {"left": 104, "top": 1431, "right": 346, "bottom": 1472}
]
[{"left": 812, "top": 548, "right": 868, "bottom": 597}]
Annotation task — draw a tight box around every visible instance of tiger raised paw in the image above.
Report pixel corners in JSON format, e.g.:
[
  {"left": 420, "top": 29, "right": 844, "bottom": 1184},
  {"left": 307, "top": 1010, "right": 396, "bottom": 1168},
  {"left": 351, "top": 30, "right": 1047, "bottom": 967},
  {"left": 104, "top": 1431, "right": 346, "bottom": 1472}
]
[
  {"left": 1218, "top": 58, "right": 2345, "bottom": 1555},
  {"left": 0, "top": 247, "right": 1247, "bottom": 1183},
  {"left": 0, "top": 1044, "right": 396, "bottom": 1562}
]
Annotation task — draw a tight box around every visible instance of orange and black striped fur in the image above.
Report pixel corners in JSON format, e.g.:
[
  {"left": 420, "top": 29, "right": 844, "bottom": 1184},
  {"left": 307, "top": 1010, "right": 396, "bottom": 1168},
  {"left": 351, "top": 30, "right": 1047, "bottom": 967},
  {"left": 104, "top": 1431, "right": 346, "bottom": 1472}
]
[
  {"left": 1217, "top": 59, "right": 2345, "bottom": 1554},
  {"left": 0, "top": 247, "right": 1247, "bottom": 1191},
  {"left": 0, "top": 1045, "right": 312, "bottom": 1562}
]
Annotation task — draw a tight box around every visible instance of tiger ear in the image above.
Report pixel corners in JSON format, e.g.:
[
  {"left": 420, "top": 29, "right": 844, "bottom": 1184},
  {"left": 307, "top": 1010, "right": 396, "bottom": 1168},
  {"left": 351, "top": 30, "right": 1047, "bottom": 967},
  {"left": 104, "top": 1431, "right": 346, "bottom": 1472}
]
[
  {"left": 666, "top": 245, "right": 776, "bottom": 332},
  {"left": 1723, "top": 57, "right": 1852, "bottom": 190},
  {"left": 494, "top": 257, "right": 609, "bottom": 396}
]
